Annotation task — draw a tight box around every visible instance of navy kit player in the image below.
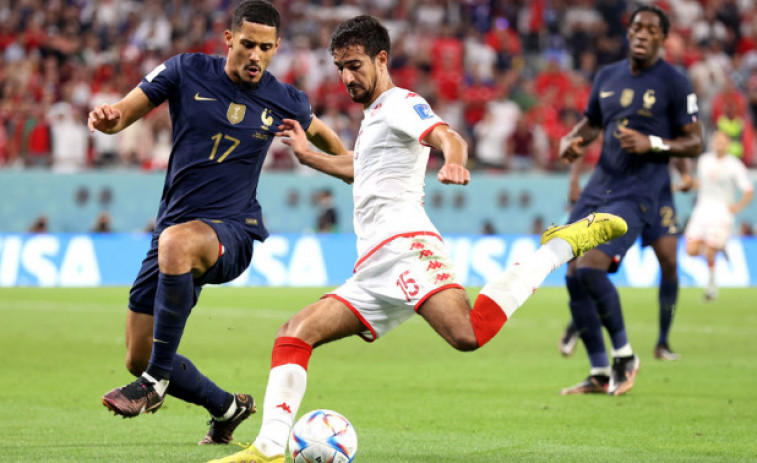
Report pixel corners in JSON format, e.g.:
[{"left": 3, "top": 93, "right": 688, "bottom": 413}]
[
  {"left": 209, "top": 15, "right": 627, "bottom": 463},
  {"left": 558, "top": 5, "right": 703, "bottom": 396},
  {"left": 559, "top": 157, "right": 693, "bottom": 361},
  {"left": 88, "top": 0, "right": 346, "bottom": 444}
]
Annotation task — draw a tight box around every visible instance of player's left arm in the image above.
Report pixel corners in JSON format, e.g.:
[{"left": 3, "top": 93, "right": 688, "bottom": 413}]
[
  {"left": 305, "top": 116, "right": 350, "bottom": 156},
  {"left": 617, "top": 120, "right": 703, "bottom": 157},
  {"left": 618, "top": 76, "right": 704, "bottom": 157},
  {"left": 731, "top": 188, "right": 754, "bottom": 215},
  {"left": 730, "top": 163, "right": 755, "bottom": 214},
  {"left": 423, "top": 124, "right": 470, "bottom": 185},
  {"left": 671, "top": 157, "right": 695, "bottom": 192}
]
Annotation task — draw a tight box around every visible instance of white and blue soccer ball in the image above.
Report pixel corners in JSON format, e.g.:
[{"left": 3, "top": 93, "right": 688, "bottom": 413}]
[{"left": 289, "top": 409, "right": 358, "bottom": 463}]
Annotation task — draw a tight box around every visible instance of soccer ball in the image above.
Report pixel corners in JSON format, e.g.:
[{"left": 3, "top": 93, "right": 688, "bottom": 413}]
[{"left": 289, "top": 409, "right": 358, "bottom": 463}]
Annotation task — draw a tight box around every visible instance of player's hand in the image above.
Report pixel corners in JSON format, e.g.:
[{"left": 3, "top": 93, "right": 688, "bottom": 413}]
[
  {"left": 559, "top": 135, "right": 585, "bottom": 163},
  {"left": 437, "top": 163, "right": 470, "bottom": 185},
  {"left": 277, "top": 118, "right": 310, "bottom": 161},
  {"left": 617, "top": 125, "right": 651, "bottom": 154},
  {"left": 88, "top": 104, "right": 122, "bottom": 133}
]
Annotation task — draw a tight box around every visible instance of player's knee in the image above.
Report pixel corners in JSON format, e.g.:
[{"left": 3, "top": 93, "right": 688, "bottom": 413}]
[
  {"left": 659, "top": 262, "right": 677, "bottom": 280},
  {"left": 447, "top": 331, "right": 479, "bottom": 352},
  {"left": 276, "top": 320, "right": 297, "bottom": 337},
  {"left": 158, "top": 227, "right": 193, "bottom": 257}
]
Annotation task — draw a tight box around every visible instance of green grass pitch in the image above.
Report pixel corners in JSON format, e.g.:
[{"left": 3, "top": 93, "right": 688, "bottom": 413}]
[{"left": 1, "top": 286, "right": 755, "bottom": 462}]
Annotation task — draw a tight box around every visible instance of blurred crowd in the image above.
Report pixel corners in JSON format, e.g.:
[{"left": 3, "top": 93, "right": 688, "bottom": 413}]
[{"left": 1, "top": 0, "right": 757, "bottom": 173}]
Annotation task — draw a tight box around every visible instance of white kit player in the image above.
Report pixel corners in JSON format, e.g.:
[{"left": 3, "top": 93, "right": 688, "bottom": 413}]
[
  {"left": 209, "top": 15, "right": 628, "bottom": 463},
  {"left": 684, "top": 130, "right": 754, "bottom": 301}
]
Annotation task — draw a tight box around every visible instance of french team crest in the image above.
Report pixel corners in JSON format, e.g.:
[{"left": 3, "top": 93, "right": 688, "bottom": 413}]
[
  {"left": 227, "top": 103, "right": 246, "bottom": 124},
  {"left": 261, "top": 108, "right": 273, "bottom": 130},
  {"left": 620, "top": 89, "right": 634, "bottom": 107},
  {"left": 642, "top": 89, "right": 656, "bottom": 109}
]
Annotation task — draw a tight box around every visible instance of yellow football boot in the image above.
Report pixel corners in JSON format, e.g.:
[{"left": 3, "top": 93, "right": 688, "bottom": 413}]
[
  {"left": 540, "top": 213, "right": 628, "bottom": 257},
  {"left": 206, "top": 444, "right": 284, "bottom": 463}
]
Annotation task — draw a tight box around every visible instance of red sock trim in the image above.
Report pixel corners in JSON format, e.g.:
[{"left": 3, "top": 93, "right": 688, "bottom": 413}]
[
  {"left": 470, "top": 294, "right": 508, "bottom": 348},
  {"left": 271, "top": 336, "right": 313, "bottom": 371}
]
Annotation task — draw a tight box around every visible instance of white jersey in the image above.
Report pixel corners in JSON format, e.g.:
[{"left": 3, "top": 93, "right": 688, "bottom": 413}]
[
  {"left": 693, "top": 152, "right": 753, "bottom": 219},
  {"left": 685, "top": 152, "right": 754, "bottom": 248},
  {"left": 351, "top": 87, "right": 447, "bottom": 257}
]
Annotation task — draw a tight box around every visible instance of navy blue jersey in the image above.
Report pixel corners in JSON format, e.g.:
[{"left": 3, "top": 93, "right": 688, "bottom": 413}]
[
  {"left": 582, "top": 59, "right": 698, "bottom": 205},
  {"left": 139, "top": 53, "right": 313, "bottom": 240}
]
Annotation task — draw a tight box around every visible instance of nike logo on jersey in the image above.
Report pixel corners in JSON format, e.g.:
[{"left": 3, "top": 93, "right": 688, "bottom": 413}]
[
  {"left": 194, "top": 92, "right": 217, "bottom": 101},
  {"left": 600, "top": 91, "right": 614, "bottom": 98}
]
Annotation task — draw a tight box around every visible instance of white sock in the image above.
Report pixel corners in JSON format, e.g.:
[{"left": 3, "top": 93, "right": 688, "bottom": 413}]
[
  {"left": 479, "top": 239, "right": 573, "bottom": 318},
  {"left": 590, "top": 366, "right": 611, "bottom": 377},
  {"left": 216, "top": 396, "right": 238, "bottom": 421},
  {"left": 254, "top": 364, "right": 308, "bottom": 457},
  {"left": 611, "top": 343, "right": 634, "bottom": 358},
  {"left": 708, "top": 268, "right": 716, "bottom": 289},
  {"left": 141, "top": 372, "right": 169, "bottom": 397}
]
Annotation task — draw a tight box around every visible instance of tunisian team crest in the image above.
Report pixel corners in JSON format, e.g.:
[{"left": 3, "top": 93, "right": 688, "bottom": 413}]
[{"left": 227, "top": 103, "right": 246, "bottom": 124}]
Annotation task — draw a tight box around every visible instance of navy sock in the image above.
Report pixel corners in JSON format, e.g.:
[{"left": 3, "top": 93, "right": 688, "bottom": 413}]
[
  {"left": 149, "top": 272, "right": 194, "bottom": 377},
  {"left": 566, "top": 276, "right": 608, "bottom": 368},
  {"left": 657, "top": 277, "right": 678, "bottom": 346},
  {"left": 576, "top": 268, "right": 628, "bottom": 350},
  {"left": 166, "top": 354, "right": 231, "bottom": 417}
]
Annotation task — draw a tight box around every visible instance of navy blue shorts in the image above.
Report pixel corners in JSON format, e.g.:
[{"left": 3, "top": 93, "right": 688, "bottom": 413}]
[
  {"left": 569, "top": 195, "right": 648, "bottom": 260},
  {"left": 639, "top": 187, "right": 681, "bottom": 247},
  {"left": 129, "top": 219, "right": 255, "bottom": 315}
]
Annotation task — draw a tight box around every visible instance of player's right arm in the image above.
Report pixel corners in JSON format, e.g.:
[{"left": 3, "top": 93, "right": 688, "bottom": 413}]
[
  {"left": 277, "top": 118, "right": 355, "bottom": 183},
  {"left": 559, "top": 116, "right": 601, "bottom": 163},
  {"left": 87, "top": 87, "right": 155, "bottom": 134},
  {"left": 423, "top": 124, "right": 470, "bottom": 186},
  {"left": 568, "top": 154, "right": 586, "bottom": 204}
]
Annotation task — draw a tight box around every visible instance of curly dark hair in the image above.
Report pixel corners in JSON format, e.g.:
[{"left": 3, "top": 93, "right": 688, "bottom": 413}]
[
  {"left": 329, "top": 15, "right": 391, "bottom": 58},
  {"left": 629, "top": 4, "right": 669, "bottom": 37}
]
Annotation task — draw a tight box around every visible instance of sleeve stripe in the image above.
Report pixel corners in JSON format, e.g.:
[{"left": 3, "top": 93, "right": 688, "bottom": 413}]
[{"left": 418, "top": 122, "right": 448, "bottom": 147}]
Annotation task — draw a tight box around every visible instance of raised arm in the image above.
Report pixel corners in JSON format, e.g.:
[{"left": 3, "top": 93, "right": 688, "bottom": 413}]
[
  {"left": 278, "top": 118, "right": 354, "bottom": 183},
  {"left": 423, "top": 124, "right": 470, "bottom": 185},
  {"left": 87, "top": 86, "right": 155, "bottom": 134}
]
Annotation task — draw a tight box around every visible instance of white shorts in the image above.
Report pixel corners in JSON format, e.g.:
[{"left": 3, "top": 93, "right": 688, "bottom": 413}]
[
  {"left": 326, "top": 232, "right": 463, "bottom": 342},
  {"left": 684, "top": 208, "right": 733, "bottom": 249}
]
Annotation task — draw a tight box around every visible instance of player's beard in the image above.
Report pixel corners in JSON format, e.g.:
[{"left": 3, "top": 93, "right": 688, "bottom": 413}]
[
  {"left": 347, "top": 76, "right": 376, "bottom": 105},
  {"left": 236, "top": 64, "right": 263, "bottom": 89}
]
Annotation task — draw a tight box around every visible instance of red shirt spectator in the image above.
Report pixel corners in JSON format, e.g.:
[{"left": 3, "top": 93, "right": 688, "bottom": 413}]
[
  {"left": 430, "top": 27, "right": 464, "bottom": 100},
  {"left": 484, "top": 22, "right": 522, "bottom": 57},
  {"left": 535, "top": 59, "right": 571, "bottom": 97},
  {"left": 461, "top": 76, "right": 498, "bottom": 128}
]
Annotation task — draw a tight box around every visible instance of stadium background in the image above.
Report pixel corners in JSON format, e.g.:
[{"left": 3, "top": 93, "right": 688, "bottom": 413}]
[{"left": 1, "top": 0, "right": 756, "bottom": 287}]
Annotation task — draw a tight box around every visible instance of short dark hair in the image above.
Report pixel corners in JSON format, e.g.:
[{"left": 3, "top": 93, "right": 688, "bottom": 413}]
[
  {"left": 232, "top": 0, "right": 280, "bottom": 34},
  {"left": 329, "top": 15, "right": 391, "bottom": 58},
  {"left": 629, "top": 4, "right": 669, "bottom": 37}
]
